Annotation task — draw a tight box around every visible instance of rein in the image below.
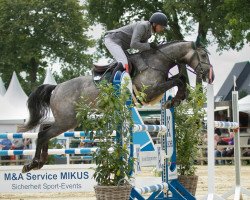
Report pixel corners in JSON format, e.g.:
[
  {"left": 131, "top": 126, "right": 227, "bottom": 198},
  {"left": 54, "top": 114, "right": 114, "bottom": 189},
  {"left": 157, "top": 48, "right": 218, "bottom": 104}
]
[
  {"left": 136, "top": 41, "right": 213, "bottom": 83},
  {"left": 156, "top": 45, "right": 213, "bottom": 83},
  {"left": 155, "top": 47, "right": 197, "bottom": 77}
]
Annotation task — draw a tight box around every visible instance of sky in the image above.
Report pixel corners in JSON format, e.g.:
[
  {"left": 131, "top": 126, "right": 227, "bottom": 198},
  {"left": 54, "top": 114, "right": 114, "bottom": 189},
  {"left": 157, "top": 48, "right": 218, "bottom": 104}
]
[
  {"left": 88, "top": 25, "right": 249, "bottom": 95},
  {"left": 207, "top": 45, "right": 249, "bottom": 95}
]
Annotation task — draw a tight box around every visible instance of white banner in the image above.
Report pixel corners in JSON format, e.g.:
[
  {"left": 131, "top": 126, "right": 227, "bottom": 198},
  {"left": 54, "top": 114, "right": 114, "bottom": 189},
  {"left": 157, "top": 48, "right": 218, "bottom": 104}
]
[
  {"left": 139, "top": 151, "right": 158, "bottom": 167},
  {"left": 134, "top": 144, "right": 141, "bottom": 174},
  {"left": 0, "top": 164, "right": 96, "bottom": 193}
]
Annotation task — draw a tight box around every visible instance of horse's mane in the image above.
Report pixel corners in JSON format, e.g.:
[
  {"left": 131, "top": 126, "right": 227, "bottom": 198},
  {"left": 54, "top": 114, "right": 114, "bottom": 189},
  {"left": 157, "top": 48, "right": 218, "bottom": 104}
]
[
  {"left": 128, "top": 40, "right": 191, "bottom": 58},
  {"left": 158, "top": 40, "right": 209, "bottom": 53},
  {"left": 157, "top": 40, "right": 188, "bottom": 49}
]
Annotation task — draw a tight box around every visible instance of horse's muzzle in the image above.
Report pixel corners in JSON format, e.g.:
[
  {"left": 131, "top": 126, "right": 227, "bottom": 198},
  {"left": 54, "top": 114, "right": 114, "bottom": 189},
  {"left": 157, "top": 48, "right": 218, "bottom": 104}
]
[{"left": 208, "top": 65, "right": 214, "bottom": 84}]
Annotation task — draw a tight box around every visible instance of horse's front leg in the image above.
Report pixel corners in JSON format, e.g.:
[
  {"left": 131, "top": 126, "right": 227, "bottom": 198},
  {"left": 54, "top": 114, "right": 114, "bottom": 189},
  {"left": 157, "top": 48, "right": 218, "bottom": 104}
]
[
  {"left": 146, "top": 76, "right": 187, "bottom": 109},
  {"left": 171, "top": 75, "right": 188, "bottom": 107}
]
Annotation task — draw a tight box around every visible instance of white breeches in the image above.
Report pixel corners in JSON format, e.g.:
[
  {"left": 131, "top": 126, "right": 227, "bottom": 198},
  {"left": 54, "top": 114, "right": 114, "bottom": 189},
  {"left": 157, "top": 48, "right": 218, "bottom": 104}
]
[{"left": 104, "top": 35, "right": 128, "bottom": 67}]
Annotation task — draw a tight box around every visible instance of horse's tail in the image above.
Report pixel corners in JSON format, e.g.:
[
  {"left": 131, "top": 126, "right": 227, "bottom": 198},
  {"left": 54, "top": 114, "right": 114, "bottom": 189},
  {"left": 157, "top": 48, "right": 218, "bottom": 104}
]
[{"left": 18, "top": 84, "right": 57, "bottom": 132}]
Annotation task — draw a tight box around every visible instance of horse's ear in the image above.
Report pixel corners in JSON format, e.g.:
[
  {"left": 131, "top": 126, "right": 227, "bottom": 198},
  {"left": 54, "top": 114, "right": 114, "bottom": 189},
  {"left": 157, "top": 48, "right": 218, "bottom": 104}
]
[
  {"left": 191, "top": 41, "right": 196, "bottom": 49},
  {"left": 196, "top": 35, "right": 205, "bottom": 47},
  {"left": 195, "top": 35, "right": 201, "bottom": 47}
]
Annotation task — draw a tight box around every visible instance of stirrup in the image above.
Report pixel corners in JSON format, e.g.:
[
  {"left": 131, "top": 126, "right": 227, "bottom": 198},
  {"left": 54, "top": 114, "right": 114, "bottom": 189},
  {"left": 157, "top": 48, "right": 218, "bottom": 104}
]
[{"left": 109, "top": 62, "right": 125, "bottom": 82}]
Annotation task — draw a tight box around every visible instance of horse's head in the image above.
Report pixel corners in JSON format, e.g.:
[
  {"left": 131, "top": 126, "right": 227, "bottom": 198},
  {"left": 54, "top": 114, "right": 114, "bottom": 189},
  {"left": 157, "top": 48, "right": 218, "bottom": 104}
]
[{"left": 188, "top": 39, "right": 214, "bottom": 83}]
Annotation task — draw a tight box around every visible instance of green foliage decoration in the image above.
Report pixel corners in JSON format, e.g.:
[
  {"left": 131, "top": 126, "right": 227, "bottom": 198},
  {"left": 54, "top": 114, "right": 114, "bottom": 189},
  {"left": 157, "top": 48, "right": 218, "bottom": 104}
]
[
  {"left": 0, "top": 0, "right": 94, "bottom": 93},
  {"left": 86, "top": 0, "right": 249, "bottom": 54},
  {"left": 75, "top": 80, "right": 134, "bottom": 186},
  {"left": 174, "top": 84, "right": 206, "bottom": 176}
]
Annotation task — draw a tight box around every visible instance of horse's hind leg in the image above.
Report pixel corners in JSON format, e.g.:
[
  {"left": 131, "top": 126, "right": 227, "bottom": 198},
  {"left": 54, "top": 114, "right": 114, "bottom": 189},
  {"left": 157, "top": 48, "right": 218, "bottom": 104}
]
[
  {"left": 22, "top": 129, "right": 48, "bottom": 173},
  {"left": 22, "top": 123, "right": 71, "bottom": 173},
  {"left": 39, "top": 123, "right": 75, "bottom": 167},
  {"left": 22, "top": 143, "right": 49, "bottom": 173},
  {"left": 39, "top": 143, "right": 49, "bottom": 169},
  {"left": 38, "top": 125, "right": 50, "bottom": 169}
]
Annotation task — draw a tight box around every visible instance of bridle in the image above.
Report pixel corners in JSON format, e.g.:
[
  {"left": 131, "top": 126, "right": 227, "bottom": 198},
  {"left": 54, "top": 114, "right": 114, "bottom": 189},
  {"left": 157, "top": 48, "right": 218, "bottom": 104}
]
[
  {"left": 189, "top": 47, "right": 213, "bottom": 84},
  {"left": 141, "top": 43, "right": 214, "bottom": 83},
  {"left": 190, "top": 48, "right": 209, "bottom": 71}
]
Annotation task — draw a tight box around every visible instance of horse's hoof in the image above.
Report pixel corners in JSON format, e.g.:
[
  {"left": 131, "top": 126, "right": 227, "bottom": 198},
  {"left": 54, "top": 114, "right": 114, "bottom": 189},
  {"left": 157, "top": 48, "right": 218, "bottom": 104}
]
[
  {"left": 22, "top": 165, "right": 30, "bottom": 173},
  {"left": 22, "top": 159, "right": 40, "bottom": 173},
  {"left": 173, "top": 100, "right": 181, "bottom": 107},
  {"left": 162, "top": 101, "right": 172, "bottom": 109}
]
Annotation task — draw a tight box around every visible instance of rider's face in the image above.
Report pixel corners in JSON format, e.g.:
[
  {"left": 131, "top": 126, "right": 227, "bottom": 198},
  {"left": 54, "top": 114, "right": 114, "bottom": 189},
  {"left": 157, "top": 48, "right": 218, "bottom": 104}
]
[{"left": 155, "top": 24, "right": 165, "bottom": 33}]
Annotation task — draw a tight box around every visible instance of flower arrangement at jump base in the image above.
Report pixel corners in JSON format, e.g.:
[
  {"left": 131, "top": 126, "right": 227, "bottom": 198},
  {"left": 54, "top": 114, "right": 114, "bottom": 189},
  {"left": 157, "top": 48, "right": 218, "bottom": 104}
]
[
  {"left": 75, "top": 80, "right": 134, "bottom": 200},
  {"left": 174, "top": 84, "right": 206, "bottom": 195}
]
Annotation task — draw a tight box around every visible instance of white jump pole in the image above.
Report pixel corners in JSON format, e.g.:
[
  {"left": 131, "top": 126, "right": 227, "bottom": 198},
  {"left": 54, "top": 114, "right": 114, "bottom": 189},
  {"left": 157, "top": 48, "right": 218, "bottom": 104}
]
[
  {"left": 205, "top": 84, "right": 224, "bottom": 200},
  {"left": 221, "top": 90, "right": 250, "bottom": 200}
]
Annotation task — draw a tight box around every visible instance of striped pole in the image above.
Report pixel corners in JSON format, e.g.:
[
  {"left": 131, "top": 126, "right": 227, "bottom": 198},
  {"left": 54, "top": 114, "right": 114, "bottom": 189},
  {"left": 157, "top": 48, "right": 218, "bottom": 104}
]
[
  {"left": 0, "top": 148, "right": 98, "bottom": 156},
  {"left": 0, "top": 131, "right": 89, "bottom": 139},
  {"left": 0, "top": 125, "right": 168, "bottom": 139},
  {"left": 134, "top": 183, "right": 168, "bottom": 194},
  {"left": 133, "top": 124, "right": 167, "bottom": 133},
  {"left": 214, "top": 121, "right": 239, "bottom": 129}
]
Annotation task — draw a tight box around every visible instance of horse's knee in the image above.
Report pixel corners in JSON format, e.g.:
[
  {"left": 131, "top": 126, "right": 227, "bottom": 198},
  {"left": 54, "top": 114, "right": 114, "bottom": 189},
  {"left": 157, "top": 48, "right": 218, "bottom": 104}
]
[
  {"left": 37, "top": 131, "right": 44, "bottom": 142},
  {"left": 37, "top": 131, "right": 50, "bottom": 146},
  {"left": 41, "top": 144, "right": 49, "bottom": 159},
  {"left": 33, "top": 131, "right": 49, "bottom": 158}
]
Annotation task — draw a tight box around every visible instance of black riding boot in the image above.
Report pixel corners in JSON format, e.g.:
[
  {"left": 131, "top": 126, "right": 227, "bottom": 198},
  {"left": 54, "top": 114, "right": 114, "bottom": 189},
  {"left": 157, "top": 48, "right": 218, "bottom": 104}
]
[{"left": 110, "top": 62, "right": 125, "bottom": 82}]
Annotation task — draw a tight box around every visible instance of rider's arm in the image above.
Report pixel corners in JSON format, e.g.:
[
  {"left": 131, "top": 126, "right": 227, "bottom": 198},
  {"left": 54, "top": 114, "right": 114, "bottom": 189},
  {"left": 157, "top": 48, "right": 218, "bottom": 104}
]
[{"left": 130, "top": 22, "right": 151, "bottom": 52}]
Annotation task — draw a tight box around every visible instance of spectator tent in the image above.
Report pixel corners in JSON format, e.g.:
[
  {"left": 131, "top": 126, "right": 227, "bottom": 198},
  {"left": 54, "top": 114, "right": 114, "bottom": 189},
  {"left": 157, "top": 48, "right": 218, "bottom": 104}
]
[
  {"left": 0, "top": 69, "right": 57, "bottom": 132},
  {"left": 0, "top": 77, "right": 6, "bottom": 96},
  {"left": 239, "top": 95, "right": 250, "bottom": 114}
]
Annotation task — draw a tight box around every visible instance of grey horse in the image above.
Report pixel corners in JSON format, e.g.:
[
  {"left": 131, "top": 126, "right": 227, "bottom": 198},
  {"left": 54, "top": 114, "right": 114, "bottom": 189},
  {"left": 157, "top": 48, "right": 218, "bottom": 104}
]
[{"left": 18, "top": 40, "right": 213, "bottom": 173}]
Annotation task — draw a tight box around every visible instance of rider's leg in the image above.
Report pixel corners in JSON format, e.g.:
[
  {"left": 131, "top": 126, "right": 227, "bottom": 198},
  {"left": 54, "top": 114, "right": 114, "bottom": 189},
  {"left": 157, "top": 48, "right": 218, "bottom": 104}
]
[
  {"left": 104, "top": 35, "right": 129, "bottom": 72},
  {"left": 110, "top": 62, "right": 124, "bottom": 82}
]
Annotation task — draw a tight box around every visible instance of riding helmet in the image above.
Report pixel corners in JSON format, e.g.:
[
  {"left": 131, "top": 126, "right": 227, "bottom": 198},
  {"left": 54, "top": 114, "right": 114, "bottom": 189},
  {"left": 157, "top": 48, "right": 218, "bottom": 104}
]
[{"left": 149, "top": 12, "right": 168, "bottom": 27}]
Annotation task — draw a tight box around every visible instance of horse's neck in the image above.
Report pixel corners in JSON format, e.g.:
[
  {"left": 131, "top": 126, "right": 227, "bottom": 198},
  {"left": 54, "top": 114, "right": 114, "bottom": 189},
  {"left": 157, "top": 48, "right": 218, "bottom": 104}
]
[
  {"left": 129, "top": 41, "right": 193, "bottom": 72},
  {"left": 159, "top": 41, "right": 192, "bottom": 62}
]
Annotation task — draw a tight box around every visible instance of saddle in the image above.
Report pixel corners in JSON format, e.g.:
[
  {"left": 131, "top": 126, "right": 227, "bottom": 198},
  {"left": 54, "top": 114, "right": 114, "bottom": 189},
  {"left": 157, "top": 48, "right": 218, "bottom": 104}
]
[
  {"left": 92, "top": 61, "right": 119, "bottom": 84},
  {"left": 92, "top": 59, "right": 135, "bottom": 84},
  {"left": 93, "top": 61, "right": 117, "bottom": 73}
]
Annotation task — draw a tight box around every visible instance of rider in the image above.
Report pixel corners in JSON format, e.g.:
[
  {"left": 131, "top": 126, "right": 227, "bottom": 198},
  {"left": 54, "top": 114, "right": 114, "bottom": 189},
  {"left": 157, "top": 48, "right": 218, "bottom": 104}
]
[{"left": 104, "top": 12, "right": 168, "bottom": 80}]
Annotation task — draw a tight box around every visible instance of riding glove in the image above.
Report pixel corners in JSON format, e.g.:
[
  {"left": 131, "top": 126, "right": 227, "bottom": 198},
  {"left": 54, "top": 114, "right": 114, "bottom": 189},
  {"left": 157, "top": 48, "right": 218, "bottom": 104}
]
[{"left": 150, "top": 42, "right": 158, "bottom": 50}]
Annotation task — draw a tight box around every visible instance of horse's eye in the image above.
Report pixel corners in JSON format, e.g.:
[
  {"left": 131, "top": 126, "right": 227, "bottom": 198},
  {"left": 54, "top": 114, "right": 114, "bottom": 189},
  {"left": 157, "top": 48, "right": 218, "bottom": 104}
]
[{"left": 201, "top": 54, "right": 207, "bottom": 58}]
